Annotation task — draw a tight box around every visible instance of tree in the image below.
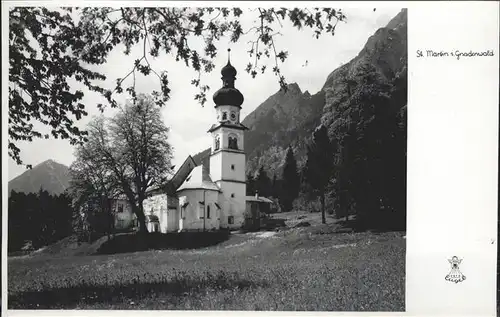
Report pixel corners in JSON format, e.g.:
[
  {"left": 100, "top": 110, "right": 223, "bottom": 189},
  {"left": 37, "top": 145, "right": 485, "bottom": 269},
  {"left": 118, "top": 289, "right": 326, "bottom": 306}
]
[
  {"left": 8, "top": 189, "right": 74, "bottom": 252},
  {"left": 280, "top": 146, "right": 300, "bottom": 212},
  {"left": 255, "top": 165, "right": 272, "bottom": 198},
  {"left": 333, "top": 126, "right": 353, "bottom": 222},
  {"left": 55, "top": 192, "right": 74, "bottom": 240},
  {"left": 246, "top": 172, "right": 255, "bottom": 196},
  {"left": 73, "top": 94, "right": 173, "bottom": 233},
  {"left": 8, "top": 190, "right": 27, "bottom": 251},
  {"left": 303, "top": 125, "right": 336, "bottom": 224},
  {"left": 69, "top": 131, "right": 123, "bottom": 239},
  {"left": 330, "top": 62, "right": 407, "bottom": 230},
  {"left": 9, "top": 7, "right": 347, "bottom": 167},
  {"left": 271, "top": 173, "right": 280, "bottom": 199}
]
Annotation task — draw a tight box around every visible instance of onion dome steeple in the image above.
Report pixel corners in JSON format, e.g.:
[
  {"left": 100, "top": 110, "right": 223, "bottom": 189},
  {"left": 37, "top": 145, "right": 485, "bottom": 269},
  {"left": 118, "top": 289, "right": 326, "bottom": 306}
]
[
  {"left": 213, "top": 49, "right": 244, "bottom": 108},
  {"left": 221, "top": 49, "right": 237, "bottom": 84}
]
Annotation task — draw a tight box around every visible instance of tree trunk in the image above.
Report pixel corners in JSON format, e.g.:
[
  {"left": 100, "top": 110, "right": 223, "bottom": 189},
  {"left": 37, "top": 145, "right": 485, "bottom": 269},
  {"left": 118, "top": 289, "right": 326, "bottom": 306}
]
[
  {"left": 133, "top": 204, "right": 148, "bottom": 234},
  {"left": 106, "top": 197, "right": 112, "bottom": 241},
  {"left": 320, "top": 193, "right": 326, "bottom": 224},
  {"left": 123, "top": 187, "right": 149, "bottom": 234}
]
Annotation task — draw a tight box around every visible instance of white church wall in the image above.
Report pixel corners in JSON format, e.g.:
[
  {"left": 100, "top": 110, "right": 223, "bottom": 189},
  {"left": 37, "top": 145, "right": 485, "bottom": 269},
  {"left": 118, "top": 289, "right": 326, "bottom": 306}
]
[
  {"left": 210, "top": 151, "right": 222, "bottom": 181},
  {"left": 178, "top": 189, "right": 220, "bottom": 231},
  {"left": 211, "top": 127, "right": 245, "bottom": 155},
  {"left": 143, "top": 194, "right": 180, "bottom": 233},
  {"left": 212, "top": 131, "right": 223, "bottom": 153},
  {"left": 220, "top": 127, "right": 244, "bottom": 150},
  {"left": 216, "top": 105, "right": 241, "bottom": 125},
  {"left": 203, "top": 190, "right": 220, "bottom": 230},
  {"left": 147, "top": 222, "right": 160, "bottom": 232},
  {"left": 216, "top": 181, "right": 246, "bottom": 230},
  {"left": 143, "top": 194, "right": 167, "bottom": 215},
  {"left": 224, "top": 151, "right": 246, "bottom": 182},
  {"left": 210, "top": 151, "right": 246, "bottom": 183},
  {"left": 165, "top": 208, "right": 178, "bottom": 232},
  {"left": 143, "top": 194, "right": 167, "bottom": 232},
  {"left": 168, "top": 196, "right": 180, "bottom": 233}
]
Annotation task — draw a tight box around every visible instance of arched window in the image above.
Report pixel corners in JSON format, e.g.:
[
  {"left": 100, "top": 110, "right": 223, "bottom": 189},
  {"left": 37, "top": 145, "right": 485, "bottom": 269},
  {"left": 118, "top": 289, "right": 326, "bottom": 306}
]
[
  {"left": 214, "top": 136, "right": 220, "bottom": 150},
  {"left": 222, "top": 112, "right": 228, "bottom": 121},
  {"left": 228, "top": 134, "right": 238, "bottom": 150}
]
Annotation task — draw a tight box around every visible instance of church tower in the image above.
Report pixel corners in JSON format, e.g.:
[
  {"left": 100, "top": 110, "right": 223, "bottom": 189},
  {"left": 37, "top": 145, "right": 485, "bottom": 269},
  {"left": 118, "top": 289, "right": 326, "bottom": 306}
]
[{"left": 209, "top": 49, "right": 248, "bottom": 229}]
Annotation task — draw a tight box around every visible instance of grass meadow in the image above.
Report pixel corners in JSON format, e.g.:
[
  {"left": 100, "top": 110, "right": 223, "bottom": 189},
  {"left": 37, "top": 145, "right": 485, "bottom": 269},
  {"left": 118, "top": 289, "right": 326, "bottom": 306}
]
[{"left": 8, "top": 213, "right": 405, "bottom": 310}]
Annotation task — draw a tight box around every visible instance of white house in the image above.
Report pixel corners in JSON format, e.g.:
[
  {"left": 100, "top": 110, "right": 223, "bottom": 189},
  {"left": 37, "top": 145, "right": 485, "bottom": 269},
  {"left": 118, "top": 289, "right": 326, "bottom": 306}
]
[{"left": 112, "top": 198, "right": 137, "bottom": 230}]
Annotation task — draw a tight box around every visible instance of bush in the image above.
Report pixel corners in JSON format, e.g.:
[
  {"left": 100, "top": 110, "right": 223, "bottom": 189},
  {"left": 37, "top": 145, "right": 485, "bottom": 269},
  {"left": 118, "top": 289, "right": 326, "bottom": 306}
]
[{"left": 96, "top": 231, "right": 231, "bottom": 254}]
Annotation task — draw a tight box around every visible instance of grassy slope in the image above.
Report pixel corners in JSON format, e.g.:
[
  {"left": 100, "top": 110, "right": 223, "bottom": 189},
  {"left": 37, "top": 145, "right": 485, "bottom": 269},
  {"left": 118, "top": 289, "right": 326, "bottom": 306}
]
[{"left": 8, "top": 215, "right": 405, "bottom": 311}]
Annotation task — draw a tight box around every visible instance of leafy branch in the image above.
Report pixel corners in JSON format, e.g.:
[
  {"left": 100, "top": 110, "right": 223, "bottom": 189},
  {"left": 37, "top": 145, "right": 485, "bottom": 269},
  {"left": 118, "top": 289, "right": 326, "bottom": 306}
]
[{"left": 8, "top": 6, "right": 347, "bottom": 167}]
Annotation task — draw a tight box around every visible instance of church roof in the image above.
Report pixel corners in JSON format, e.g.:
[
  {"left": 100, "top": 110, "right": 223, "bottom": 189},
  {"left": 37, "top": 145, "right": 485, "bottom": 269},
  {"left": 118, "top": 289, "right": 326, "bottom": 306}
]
[
  {"left": 207, "top": 122, "right": 249, "bottom": 133},
  {"left": 213, "top": 49, "right": 244, "bottom": 108},
  {"left": 213, "top": 87, "right": 244, "bottom": 108},
  {"left": 145, "top": 156, "right": 196, "bottom": 197},
  {"left": 221, "top": 58, "right": 237, "bottom": 78},
  {"left": 176, "top": 164, "right": 220, "bottom": 192}
]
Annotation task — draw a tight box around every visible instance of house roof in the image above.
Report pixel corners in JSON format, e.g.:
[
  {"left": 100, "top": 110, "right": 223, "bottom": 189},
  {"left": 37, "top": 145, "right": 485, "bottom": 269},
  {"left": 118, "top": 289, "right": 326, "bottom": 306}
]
[
  {"left": 245, "top": 196, "right": 274, "bottom": 204},
  {"left": 246, "top": 196, "right": 274, "bottom": 204}
]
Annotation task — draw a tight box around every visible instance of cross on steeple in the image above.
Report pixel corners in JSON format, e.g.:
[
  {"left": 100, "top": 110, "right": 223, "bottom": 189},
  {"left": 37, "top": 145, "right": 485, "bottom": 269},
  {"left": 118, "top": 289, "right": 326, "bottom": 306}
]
[{"left": 220, "top": 48, "right": 237, "bottom": 88}]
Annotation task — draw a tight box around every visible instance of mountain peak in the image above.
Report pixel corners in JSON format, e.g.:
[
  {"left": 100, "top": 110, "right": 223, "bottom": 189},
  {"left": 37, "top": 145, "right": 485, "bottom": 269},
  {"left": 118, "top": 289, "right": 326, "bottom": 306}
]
[
  {"left": 386, "top": 8, "right": 408, "bottom": 30},
  {"left": 288, "top": 82, "right": 301, "bottom": 92},
  {"left": 39, "top": 159, "right": 58, "bottom": 166},
  {"left": 9, "top": 159, "right": 70, "bottom": 196}
]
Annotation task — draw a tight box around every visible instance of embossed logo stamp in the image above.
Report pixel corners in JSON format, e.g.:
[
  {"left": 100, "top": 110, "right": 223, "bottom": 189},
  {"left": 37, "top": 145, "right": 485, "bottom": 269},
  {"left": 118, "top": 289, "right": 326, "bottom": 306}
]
[{"left": 445, "top": 256, "right": 466, "bottom": 283}]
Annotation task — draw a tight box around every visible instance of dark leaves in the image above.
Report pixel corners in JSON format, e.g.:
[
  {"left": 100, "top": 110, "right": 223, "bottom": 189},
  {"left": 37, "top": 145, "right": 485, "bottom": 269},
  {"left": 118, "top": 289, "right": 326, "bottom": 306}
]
[
  {"left": 276, "top": 51, "right": 288, "bottom": 62},
  {"left": 159, "top": 72, "right": 171, "bottom": 102},
  {"left": 194, "top": 84, "right": 210, "bottom": 106},
  {"left": 230, "top": 21, "right": 243, "bottom": 43},
  {"left": 191, "top": 51, "right": 201, "bottom": 72},
  {"left": 232, "top": 8, "right": 243, "bottom": 17},
  {"left": 204, "top": 42, "right": 217, "bottom": 58}
]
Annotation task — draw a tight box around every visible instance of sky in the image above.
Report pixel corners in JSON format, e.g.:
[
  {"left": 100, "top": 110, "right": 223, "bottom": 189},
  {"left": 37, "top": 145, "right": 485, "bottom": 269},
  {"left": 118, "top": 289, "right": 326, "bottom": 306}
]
[{"left": 7, "top": 6, "right": 402, "bottom": 180}]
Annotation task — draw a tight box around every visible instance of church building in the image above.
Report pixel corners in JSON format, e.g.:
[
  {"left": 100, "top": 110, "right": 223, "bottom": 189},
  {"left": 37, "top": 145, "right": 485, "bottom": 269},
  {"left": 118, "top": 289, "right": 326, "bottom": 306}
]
[{"left": 141, "top": 49, "right": 254, "bottom": 232}]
